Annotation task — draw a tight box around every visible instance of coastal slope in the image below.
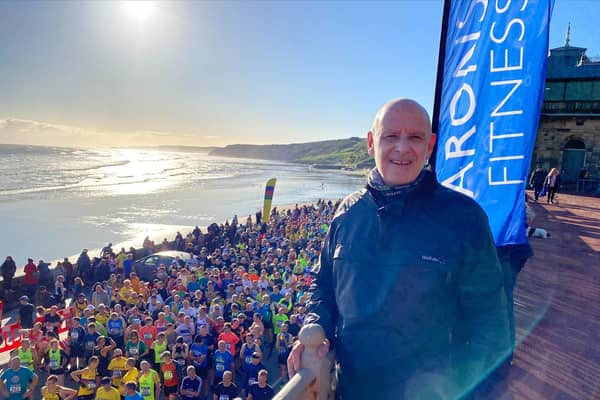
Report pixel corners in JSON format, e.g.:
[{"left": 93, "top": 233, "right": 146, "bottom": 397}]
[{"left": 210, "top": 137, "right": 373, "bottom": 170}]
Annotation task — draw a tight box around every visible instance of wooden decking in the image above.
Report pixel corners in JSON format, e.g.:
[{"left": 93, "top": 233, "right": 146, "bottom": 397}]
[{"left": 498, "top": 193, "right": 600, "bottom": 399}]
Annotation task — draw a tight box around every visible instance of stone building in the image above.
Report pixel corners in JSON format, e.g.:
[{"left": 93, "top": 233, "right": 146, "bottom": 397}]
[{"left": 532, "top": 25, "right": 600, "bottom": 190}]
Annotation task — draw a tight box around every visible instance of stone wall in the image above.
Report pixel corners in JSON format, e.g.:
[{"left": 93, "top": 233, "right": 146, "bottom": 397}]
[{"left": 532, "top": 117, "right": 600, "bottom": 176}]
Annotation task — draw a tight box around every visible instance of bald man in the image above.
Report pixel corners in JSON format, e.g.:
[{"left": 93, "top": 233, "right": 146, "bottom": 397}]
[{"left": 290, "top": 99, "right": 511, "bottom": 399}]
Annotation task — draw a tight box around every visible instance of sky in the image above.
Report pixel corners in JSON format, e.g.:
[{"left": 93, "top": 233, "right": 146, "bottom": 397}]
[{"left": 0, "top": 0, "right": 599, "bottom": 148}]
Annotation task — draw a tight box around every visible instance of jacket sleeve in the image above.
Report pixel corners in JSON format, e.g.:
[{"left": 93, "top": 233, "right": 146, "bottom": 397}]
[
  {"left": 304, "top": 222, "right": 338, "bottom": 343},
  {"left": 454, "top": 206, "right": 511, "bottom": 390}
]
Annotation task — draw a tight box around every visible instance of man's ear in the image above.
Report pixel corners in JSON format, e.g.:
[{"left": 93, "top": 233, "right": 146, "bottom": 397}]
[
  {"left": 367, "top": 131, "right": 375, "bottom": 157},
  {"left": 427, "top": 133, "right": 437, "bottom": 159}
]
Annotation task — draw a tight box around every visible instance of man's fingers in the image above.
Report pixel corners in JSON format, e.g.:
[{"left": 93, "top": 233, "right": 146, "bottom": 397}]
[
  {"left": 287, "top": 341, "right": 304, "bottom": 378},
  {"left": 317, "top": 338, "right": 330, "bottom": 358}
]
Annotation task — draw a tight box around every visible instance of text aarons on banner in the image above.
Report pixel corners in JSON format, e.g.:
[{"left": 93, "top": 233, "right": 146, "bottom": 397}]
[{"left": 435, "top": 0, "right": 553, "bottom": 245}]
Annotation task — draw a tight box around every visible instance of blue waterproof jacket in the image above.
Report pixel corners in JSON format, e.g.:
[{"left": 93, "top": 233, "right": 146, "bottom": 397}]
[{"left": 305, "top": 170, "right": 510, "bottom": 399}]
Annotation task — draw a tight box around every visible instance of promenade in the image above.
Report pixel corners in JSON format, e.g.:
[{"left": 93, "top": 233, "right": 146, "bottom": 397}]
[{"left": 495, "top": 192, "right": 600, "bottom": 399}]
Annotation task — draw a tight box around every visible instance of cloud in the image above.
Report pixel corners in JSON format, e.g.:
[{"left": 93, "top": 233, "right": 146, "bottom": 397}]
[{"left": 0, "top": 118, "right": 222, "bottom": 148}]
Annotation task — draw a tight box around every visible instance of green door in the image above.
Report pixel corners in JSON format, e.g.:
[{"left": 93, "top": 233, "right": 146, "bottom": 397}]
[{"left": 561, "top": 149, "right": 585, "bottom": 183}]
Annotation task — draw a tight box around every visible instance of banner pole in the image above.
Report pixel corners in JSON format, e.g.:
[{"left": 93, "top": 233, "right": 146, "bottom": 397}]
[{"left": 430, "top": 0, "right": 452, "bottom": 171}]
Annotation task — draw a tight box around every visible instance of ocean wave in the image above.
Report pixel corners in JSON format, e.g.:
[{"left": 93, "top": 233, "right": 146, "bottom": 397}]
[{"left": 57, "top": 160, "right": 131, "bottom": 173}]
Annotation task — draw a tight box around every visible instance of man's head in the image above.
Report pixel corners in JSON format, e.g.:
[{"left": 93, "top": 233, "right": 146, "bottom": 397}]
[
  {"left": 223, "top": 370, "right": 233, "bottom": 384},
  {"left": 186, "top": 365, "right": 196, "bottom": 377},
  {"left": 258, "top": 369, "right": 268, "bottom": 385},
  {"left": 101, "top": 377, "right": 112, "bottom": 390},
  {"left": 124, "top": 381, "right": 137, "bottom": 395},
  {"left": 367, "top": 99, "right": 436, "bottom": 186},
  {"left": 9, "top": 356, "right": 20, "bottom": 370}
]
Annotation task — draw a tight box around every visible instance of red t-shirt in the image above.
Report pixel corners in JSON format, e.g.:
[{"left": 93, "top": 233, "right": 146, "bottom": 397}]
[
  {"left": 218, "top": 331, "right": 240, "bottom": 356},
  {"left": 161, "top": 362, "right": 178, "bottom": 387},
  {"left": 139, "top": 325, "right": 157, "bottom": 347},
  {"left": 23, "top": 263, "right": 38, "bottom": 285}
]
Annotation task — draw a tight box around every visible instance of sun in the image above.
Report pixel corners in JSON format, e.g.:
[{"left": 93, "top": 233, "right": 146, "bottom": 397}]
[{"left": 123, "top": 1, "right": 155, "bottom": 24}]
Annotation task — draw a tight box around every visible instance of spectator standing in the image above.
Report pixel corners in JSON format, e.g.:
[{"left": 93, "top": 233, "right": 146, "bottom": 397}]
[
  {"left": 1, "top": 256, "right": 16, "bottom": 294},
  {"left": 23, "top": 258, "right": 38, "bottom": 299},
  {"left": 529, "top": 165, "right": 546, "bottom": 201}
]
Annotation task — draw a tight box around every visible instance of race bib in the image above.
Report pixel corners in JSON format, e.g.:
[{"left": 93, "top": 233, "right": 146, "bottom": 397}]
[
  {"left": 130, "top": 348, "right": 138, "bottom": 355},
  {"left": 144, "top": 333, "right": 152, "bottom": 340},
  {"left": 49, "top": 360, "right": 58, "bottom": 369},
  {"left": 141, "top": 386, "right": 151, "bottom": 396},
  {"left": 216, "top": 364, "right": 224, "bottom": 372},
  {"left": 176, "top": 359, "right": 185, "bottom": 366},
  {"left": 87, "top": 382, "right": 96, "bottom": 390},
  {"left": 71, "top": 332, "right": 79, "bottom": 340},
  {"left": 110, "top": 328, "right": 119, "bottom": 335},
  {"left": 9, "top": 385, "right": 21, "bottom": 394},
  {"left": 244, "top": 356, "right": 252, "bottom": 365},
  {"left": 85, "top": 342, "right": 94, "bottom": 350},
  {"left": 164, "top": 371, "right": 173, "bottom": 380},
  {"left": 248, "top": 377, "right": 257, "bottom": 385},
  {"left": 112, "top": 370, "right": 122, "bottom": 378}
]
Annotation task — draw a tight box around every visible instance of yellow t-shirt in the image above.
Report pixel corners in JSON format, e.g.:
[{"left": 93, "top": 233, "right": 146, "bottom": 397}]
[
  {"left": 95, "top": 311, "right": 109, "bottom": 326},
  {"left": 107, "top": 356, "right": 128, "bottom": 387},
  {"left": 120, "top": 368, "right": 138, "bottom": 395},
  {"left": 77, "top": 368, "right": 98, "bottom": 396},
  {"left": 117, "top": 253, "right": 127, "bottom": 270},
  {"left": 95, "top": 386, "right": 121, "bottom": 400},
  {"left": 41, "top": 386, "right": 59, "bottom": 400}
]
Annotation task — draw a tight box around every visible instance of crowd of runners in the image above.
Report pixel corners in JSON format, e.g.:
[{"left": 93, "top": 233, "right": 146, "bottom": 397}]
[{"left": 0, "top": 199, "right": 339, "bottom": 400}]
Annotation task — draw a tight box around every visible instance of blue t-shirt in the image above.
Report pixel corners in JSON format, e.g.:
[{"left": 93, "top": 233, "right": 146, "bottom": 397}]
[
  {"left": 213, "top": 350, "right": 233, "bottom": 378},
  {"left": 189, "top": 343, "right": 208, "bottom": 367},
  {"left": 187, "top": 281, "right": 201, "bottom": 292},
  {"left": 244, "top": 362, "right": 265, "bottom": 389},
  {"left": 248, "top": 383, "right": 274, "bottom": 400},
  {"left": 180, "top": 376, "right": 202, "bottom": 400},
  {"left": 0, "top": 367, "right": 34, "bottom": 400},
  {"left": 124, "top": 392, "right": 144, "bottom": 400},
  {"left": 123, "top": 258, "right": 133, "bottom": 277}
]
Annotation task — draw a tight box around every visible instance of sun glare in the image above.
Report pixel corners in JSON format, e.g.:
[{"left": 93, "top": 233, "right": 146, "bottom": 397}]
[{"left": 124, "top": 1, "right": 155, "bottom": 24}]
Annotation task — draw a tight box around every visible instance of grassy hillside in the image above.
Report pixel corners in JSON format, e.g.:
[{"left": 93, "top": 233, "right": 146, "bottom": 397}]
[{"left": 210, "top": 137, "right": 373, "bottom": 169}]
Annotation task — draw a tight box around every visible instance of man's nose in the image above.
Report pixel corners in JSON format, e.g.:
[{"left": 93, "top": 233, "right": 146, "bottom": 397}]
[{"left": 392, "top": 136, "right": 410, "bottom": 152}]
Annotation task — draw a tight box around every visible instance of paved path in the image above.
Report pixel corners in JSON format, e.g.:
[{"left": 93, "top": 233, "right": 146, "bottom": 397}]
[{"left": 493, "top": 193, "right": 600, "bottom": 399}]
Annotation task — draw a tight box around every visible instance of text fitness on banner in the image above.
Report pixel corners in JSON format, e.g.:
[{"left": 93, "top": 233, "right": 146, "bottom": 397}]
[{"left": 435, "top": 0, "right": 553, "bottom": 245}]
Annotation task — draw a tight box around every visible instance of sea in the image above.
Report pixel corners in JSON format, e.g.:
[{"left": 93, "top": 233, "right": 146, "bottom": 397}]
[{"left": 0, "top": 144, "right": 365, "bottom": 271}]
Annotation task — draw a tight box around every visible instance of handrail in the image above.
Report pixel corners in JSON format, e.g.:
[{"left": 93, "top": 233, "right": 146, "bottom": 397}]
[{"left": 273, "top": 324, "right": 335, "bottom": 400}]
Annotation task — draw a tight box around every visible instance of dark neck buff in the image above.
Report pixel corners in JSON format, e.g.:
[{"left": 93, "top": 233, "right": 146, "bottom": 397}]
[{"left": 366, "top": 167, "right": 427, "bottom": 198}]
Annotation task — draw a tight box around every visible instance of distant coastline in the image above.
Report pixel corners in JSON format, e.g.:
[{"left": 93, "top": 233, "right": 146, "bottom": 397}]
[{"left": 209, "top": 137, "right": 374, "bottom": 171}]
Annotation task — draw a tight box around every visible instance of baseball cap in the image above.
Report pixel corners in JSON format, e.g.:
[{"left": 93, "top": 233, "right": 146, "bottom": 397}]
[
  {"left": 101, "top": 377, "right": 111, "bottom": 385},
  {"left": 19, "top": 296, "right": 29, "bottom": 302}
]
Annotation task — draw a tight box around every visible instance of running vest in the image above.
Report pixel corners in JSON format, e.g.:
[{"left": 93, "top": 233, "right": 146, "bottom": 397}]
[
  {"left": 153, "top": 341, "right": 167, "bottom": 364},
  {"left": 47, "top": 349, "right": 62, "bottom": 370},
  {"left": 243, "top": 344, "right": 256, "bottom": 367},
  {"left": 174, "top": 345, "right": 186, "bottom": 367},
  {"left": 155, "top": 320, "right": 167, "bottom": 334},
  {"left": 18, "top": 348, "right": 34, "bottom": 370},
  {"left": 139, "top": 370, "right": 157, "bottom": 400}
]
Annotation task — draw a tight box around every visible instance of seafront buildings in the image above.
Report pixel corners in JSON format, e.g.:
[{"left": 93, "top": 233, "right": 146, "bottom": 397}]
[{"left": 533, "top": 25, "right": 600, "bottom": 190}]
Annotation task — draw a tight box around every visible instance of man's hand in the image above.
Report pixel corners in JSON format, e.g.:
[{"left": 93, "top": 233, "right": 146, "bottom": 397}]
[{"left": 286, "top": 337, "right": 330, "bottom": 378}]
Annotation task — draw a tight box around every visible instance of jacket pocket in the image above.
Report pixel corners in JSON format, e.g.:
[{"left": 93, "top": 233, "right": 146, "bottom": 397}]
[{"left": 332, "top": 244, "right": 454, "bottom": 323}]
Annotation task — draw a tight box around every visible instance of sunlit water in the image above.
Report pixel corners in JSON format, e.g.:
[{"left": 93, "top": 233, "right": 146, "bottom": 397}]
[{"left": 0, "top": 144, "right": 365, "bottom": 270}]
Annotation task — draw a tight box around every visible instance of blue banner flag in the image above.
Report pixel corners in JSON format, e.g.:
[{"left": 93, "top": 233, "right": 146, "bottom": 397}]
[{"left": 434, "top": 0, "right": 554, "bottom": 245}]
